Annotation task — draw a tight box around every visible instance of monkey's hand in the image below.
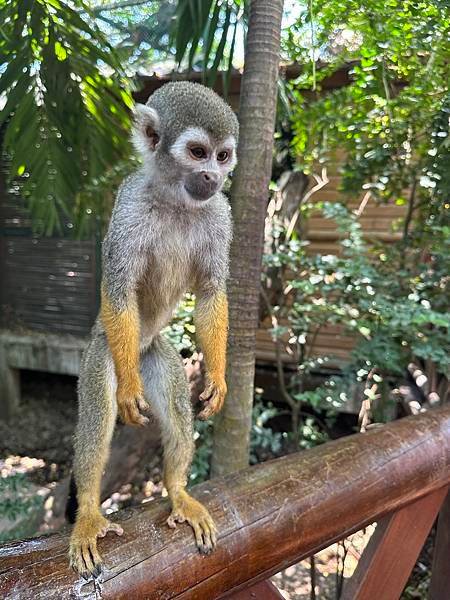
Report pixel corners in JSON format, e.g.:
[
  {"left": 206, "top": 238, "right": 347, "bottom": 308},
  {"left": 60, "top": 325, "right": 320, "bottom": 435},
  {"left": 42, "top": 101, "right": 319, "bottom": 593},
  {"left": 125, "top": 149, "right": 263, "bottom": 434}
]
[
  {"left": 69, "top": 512, "right": 123, "bottom": 578},
  {"left": 198, "top": 375, "right": 227, "bottom": 420},
  {"left": 116, "top": 377, "right": 150, "bottom": 426}
]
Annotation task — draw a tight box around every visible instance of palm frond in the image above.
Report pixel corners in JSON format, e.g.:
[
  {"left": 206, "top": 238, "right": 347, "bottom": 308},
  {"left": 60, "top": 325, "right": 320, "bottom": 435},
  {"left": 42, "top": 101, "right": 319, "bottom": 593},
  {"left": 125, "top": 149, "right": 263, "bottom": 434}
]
[
  {"left": 171, "top": 0, "right": 247, "bottom": 84},
  {"left": 0, "top": 0, "right": 133, "bottom": 236}
]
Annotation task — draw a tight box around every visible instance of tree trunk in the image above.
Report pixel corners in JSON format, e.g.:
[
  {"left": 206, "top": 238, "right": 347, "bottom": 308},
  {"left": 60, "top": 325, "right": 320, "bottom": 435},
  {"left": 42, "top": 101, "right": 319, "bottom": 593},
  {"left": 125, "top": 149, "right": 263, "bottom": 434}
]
[{"left": 211, "top": 0, "right": 284, "bottom": 476}]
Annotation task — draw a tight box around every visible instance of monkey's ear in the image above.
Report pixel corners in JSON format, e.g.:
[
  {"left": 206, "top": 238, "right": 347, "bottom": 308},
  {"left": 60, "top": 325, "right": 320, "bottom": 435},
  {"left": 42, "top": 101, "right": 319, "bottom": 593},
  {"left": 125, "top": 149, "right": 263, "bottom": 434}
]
[{"left": 131, "top": 103, "right": 161, "bottom": 155}]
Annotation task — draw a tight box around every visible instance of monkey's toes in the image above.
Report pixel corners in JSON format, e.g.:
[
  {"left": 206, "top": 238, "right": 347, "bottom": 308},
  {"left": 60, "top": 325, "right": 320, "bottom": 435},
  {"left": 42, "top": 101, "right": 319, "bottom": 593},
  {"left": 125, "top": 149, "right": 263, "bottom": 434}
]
[
  {"left": 69, "top": 538, "right": 103, "bottom": 580},
  {"left": 167, "top": 496, "right": 217, "bottom": 555},
  {"left": 69, "top": 517, "right": 123, "bottom": 579},
  {"left": 193, "top": 514, "right": 217, "bottom": 554},
  {"left": 167, "top": 511, "right": 186, "bottom": 528},
  {"left": 99, "top": 521, "right": 124, "bottom": 538}
]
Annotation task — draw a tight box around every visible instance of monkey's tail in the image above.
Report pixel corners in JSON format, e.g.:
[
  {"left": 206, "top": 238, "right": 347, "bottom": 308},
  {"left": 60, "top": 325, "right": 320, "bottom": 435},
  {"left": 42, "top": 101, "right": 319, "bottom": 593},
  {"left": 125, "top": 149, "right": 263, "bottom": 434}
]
[{"left": 65, "top": 474, "right": 78, "bottom": 524}]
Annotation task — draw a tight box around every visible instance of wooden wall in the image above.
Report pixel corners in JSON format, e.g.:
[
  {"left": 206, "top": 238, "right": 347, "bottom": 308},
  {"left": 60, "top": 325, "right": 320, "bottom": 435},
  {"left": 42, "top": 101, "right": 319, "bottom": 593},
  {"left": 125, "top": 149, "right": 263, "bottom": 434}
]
[
  {"left": 0, "top": 236, "right": 99, "bottom": 336},
  {"left": 256, "top": 150, "right": 407, "bottom": 367}
]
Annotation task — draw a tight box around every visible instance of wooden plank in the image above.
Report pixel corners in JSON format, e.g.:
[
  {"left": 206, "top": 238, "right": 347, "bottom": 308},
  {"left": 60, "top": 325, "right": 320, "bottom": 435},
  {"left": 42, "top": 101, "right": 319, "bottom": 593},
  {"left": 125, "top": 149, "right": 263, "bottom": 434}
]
[
  {"left": 1, "top": 408, "right": 450, "bottom": 599},
  {"left": 226, "top": 580, "right": 285, "bottom": 599},
  {"left": 341, "top": 487, "right": 448, "bottom": 600},
  {"left": 429, "top": 487, "right": 450, "bottom": 600}
]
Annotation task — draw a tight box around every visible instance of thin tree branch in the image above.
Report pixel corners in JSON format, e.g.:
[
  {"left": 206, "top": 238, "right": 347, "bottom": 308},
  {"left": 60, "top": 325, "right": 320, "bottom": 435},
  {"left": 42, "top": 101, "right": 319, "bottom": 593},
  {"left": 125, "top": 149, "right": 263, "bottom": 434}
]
[
  {"left": 402, "top": 177, "right": 417, "bottom": 248},
  {"left": 286, "top": 167, "right": 329, "bottom": 240},
  {"left": 260, "top": 286, "right": 297, "bottom": 411},
  {"left": 359, "top": 367, "right": 381, "bottom": 432},
  {"left": 95, "top": 14, "right": 129, "bottom": 32}
]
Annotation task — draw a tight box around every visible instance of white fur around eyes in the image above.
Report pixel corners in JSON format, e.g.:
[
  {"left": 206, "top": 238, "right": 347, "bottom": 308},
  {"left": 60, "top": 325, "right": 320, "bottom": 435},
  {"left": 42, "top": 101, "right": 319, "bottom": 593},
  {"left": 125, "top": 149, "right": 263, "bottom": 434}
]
[
  {"left": 131, "top": 104, "right": 160, "bottom": 157},
  {"left": 170, "top": 130, "right": 237, "bottom": 174},
  {"left": 169, "top": 127, "right": 212, "bottom": 163},
  {"left": 220, "top": 136, "right": 236, "bottom": 152},
  {"left": 217, "top": 136, "right": 237, "bottom": 170}
]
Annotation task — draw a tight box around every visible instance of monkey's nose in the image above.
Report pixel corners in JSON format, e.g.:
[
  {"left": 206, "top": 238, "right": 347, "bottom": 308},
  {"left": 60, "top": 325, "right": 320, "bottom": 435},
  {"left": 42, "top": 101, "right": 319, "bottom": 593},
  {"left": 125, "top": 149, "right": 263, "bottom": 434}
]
[{"left": 201, "top": 171, "right": 220, "bottom": 184}]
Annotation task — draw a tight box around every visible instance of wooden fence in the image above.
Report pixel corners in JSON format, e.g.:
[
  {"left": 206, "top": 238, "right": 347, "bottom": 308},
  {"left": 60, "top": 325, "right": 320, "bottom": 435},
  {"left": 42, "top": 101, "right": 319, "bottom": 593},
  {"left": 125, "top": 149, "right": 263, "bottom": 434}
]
[{"left": 1, "top": 407, "right": 449, "bottom": 599}]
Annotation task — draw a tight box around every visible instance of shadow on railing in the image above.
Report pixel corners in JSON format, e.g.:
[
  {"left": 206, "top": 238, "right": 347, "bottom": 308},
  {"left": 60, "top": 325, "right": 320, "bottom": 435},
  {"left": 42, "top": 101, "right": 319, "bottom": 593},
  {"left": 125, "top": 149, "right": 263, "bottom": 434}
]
[{"left": 1, "top": 407, "right": 449, "bottom": 600}]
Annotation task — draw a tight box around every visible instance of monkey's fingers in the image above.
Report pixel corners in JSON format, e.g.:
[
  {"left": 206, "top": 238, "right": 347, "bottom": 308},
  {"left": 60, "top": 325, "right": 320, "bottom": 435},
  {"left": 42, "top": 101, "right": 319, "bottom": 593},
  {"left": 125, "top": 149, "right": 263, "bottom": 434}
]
[
  {"left": 198, "top": 387, "right": 224, "bottom": 420},
  {"left": 199, "top": 382, "right": 215, "bottom": 403},
  {"left": 119, "top": 396, "right": 149, "bottom": 426},
  {"left": 137, "top": 394, "right": 150, "bottom": 413}
]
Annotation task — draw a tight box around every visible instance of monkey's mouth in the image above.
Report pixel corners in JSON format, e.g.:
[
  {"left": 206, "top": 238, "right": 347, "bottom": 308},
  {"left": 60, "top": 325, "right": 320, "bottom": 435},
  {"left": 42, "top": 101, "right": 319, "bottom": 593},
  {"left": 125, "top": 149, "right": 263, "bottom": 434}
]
[{"left": 184, "top": 173, "right": 220, "bottom": 201}]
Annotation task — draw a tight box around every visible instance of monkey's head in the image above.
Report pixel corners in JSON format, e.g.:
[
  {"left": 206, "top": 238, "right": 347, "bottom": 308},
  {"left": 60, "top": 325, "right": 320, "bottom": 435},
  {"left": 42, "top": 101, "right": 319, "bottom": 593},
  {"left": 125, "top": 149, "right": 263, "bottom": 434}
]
[{"left": 132, "top": 82, "right": 239, "bottom": 204}]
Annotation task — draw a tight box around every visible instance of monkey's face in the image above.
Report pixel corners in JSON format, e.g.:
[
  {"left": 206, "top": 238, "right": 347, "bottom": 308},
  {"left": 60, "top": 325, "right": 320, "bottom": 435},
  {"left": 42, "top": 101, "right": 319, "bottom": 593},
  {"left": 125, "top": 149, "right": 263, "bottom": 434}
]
[
  {"left": 168, "top": 127, "right": 236, "bottom": 201},
  {"left": 132, "top": 82, "right": 239, "bottom": 206}
]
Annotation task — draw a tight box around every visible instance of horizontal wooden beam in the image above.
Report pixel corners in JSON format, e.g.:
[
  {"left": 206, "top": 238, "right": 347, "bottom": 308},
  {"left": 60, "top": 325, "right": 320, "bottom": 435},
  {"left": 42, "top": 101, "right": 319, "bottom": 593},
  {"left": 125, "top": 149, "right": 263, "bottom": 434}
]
[{"left": 1, "top": 407, "right": 450, "bottom": 600}]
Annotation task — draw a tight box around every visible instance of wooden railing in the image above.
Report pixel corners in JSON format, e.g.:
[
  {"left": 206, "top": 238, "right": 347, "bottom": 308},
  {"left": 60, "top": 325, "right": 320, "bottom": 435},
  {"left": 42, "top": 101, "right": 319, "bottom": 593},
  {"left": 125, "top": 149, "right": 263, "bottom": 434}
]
[{"left": 1, "top": 407, "right": 449, "bottom": 600}]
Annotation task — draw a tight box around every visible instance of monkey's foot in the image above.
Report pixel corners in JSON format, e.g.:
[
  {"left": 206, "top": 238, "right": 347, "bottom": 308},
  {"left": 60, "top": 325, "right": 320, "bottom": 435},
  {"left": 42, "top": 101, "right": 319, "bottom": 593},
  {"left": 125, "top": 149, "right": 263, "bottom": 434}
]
[
  {"left": 69, "top": 513, "right": 123, "bottom": 579},
  {"left": 167, "top": 490, "right": 217, "bottom": 554}
]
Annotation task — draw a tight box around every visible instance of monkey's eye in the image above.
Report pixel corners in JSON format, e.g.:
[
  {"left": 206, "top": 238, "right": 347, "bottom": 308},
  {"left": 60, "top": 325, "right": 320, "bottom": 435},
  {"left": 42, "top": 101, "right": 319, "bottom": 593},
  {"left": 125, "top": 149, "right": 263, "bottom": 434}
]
[
  {"left": 217, "top": 151, "right": 229, "bottom": 163},
  {"left": 189, "top": 146, "right": 207, "bottom": 160}
]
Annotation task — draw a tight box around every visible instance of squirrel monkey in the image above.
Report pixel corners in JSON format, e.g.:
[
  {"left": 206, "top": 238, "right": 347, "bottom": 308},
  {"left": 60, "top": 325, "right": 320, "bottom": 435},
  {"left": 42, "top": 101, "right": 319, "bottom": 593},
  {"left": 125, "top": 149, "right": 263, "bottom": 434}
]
[{"left": 68, "top": 82, "right": 238, "bottom": 578}]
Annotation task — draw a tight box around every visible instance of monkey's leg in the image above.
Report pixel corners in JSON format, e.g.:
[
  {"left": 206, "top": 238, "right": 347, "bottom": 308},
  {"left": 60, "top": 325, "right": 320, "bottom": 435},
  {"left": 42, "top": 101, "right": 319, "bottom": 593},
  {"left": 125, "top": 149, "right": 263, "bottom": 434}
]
[
  {"left": 69, "top": 335, "right": 123, "bottom": 578},
  {"left": 141, "top": 336, "right": 217, "bottom": 554}
]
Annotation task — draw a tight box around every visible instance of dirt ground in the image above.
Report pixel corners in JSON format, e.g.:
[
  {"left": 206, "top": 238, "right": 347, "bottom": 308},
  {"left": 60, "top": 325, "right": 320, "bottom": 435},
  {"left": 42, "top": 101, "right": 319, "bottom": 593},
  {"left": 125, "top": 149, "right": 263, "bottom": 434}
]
[{"left": 0, "top": 371, "right": 77, "bottom": 481}]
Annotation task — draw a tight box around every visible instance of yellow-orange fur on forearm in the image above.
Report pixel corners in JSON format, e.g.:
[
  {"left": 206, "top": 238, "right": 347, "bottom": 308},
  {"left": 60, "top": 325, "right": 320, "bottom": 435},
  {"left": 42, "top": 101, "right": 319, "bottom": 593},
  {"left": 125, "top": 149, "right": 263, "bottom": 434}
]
[
  {"left": 195, "top": 290, "right": 228, "bottom": 382},
  {"left": 100, "top": 287, "right": 142, "bottom": 396}
]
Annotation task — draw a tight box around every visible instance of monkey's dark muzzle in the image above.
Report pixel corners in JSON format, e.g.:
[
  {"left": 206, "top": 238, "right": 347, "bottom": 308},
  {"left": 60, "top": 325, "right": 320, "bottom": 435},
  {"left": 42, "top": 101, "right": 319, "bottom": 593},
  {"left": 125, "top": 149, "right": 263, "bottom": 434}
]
[{"left": 184, "top": 171, "right": 221, "bottom": 201}]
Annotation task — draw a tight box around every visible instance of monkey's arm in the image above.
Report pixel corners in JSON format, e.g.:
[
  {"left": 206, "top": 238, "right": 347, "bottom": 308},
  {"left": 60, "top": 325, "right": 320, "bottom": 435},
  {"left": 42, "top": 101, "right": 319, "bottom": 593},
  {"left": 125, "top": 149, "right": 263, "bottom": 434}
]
[
  {"left": 100, "top": 287, "right": 149, "bottom": 426},
  {"left": 100, "top": 204, "right": 149, "bottom": 427},
  {"left": 194, "top": 285, "right": 229, "bottom": 419}
]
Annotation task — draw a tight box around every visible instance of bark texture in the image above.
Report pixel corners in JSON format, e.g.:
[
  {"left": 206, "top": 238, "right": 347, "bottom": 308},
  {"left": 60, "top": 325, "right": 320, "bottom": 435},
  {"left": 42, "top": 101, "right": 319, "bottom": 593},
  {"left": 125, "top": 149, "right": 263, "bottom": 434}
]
[{"left": 211, "top": 0, "right": 284, "bottom": 476}]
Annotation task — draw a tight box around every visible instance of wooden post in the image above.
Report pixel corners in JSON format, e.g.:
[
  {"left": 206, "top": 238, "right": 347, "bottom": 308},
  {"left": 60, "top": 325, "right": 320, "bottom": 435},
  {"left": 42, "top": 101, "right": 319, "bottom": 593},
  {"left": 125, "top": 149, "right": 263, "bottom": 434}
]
[
  {"left": 429, "top": 488, "right": 450, "bottom": 600},
  {"left": 0, "top": 342, "right": 20, "bottom": 419},
  {"left": 341, "top": 487, "right": 448, "bottom": 600},
  {"left": 1, "top": 408, "right": 450, "bottom": 599}
]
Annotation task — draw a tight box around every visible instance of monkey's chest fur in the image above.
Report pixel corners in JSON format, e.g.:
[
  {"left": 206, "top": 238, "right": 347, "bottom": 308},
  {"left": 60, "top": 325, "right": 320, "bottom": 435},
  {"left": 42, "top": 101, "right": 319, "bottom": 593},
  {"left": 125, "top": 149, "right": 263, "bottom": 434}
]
[{"left": 136, "top": 210, "right": 216, "bottom": 347}]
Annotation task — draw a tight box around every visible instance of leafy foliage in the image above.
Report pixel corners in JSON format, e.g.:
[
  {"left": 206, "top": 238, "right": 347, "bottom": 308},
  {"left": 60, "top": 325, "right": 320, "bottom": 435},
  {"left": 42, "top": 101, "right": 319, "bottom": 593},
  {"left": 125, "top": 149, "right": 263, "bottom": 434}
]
[
  {"left": 266, "top": 202, "right": 449, "bottom": 380},
  {"left": 286, "top": 0, "right": 449, "bottom": 210},
  {"left": 84, "top": 0, "right": 176, "bottom": 69},
  {"left": 0, "top": 0, "right": 133, "bottom": 235},
  {"left": 260, "top": 0, "right": 449, "bottom": 431},
  {"left": 163, "top": 293, "right": 196, "bottom": 355},
  {"left": 0, "top": 473, "right": 44, "bottom": 543},
  {"left": 171, "top": 0, "right": 247, "bottom": 90}
]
